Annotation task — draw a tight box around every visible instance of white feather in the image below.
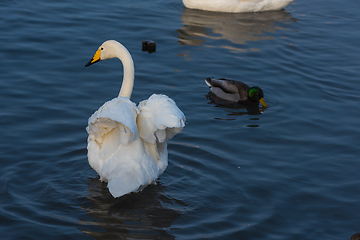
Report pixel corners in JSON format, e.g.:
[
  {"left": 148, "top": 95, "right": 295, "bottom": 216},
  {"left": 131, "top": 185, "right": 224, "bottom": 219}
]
[{"left": 137, "top": 94, "right": 186, "bottom": 144}]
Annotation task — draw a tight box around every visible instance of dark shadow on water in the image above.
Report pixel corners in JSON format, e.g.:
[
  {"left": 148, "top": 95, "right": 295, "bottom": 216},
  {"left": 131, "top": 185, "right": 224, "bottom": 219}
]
[
  {"left": 80, "top": 178, "right": 184, "bottom": 240},
  {"left": 177, "top": 7, "right": 297, "bottom": 49}
]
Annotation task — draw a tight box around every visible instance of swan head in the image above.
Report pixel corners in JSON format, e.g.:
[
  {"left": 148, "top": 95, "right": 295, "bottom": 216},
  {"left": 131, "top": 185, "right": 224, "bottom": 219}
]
[
  {"left": 85, "top": 40, "right": 135, "bottom": 98},
  {"left": 248, "top": 87, "right": 268, "bottom": 107},
  {"left": 85, "top": 40, "right": 122, "bottom": 67}
]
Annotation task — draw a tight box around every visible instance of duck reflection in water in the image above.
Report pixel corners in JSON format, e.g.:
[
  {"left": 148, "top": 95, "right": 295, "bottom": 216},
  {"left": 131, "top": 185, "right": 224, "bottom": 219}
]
[
  {"left": 177, "top": 8, "right": 296, "bottom": 49},
  {"left": 207, "top": 91, "right": 267, "bottom": 117},
  {"left": 80, "top": 177, "right": 184, "bottom": 240}
]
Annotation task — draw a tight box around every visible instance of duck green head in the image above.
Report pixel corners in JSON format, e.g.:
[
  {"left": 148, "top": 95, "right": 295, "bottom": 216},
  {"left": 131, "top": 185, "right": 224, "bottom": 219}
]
[{"left": 248, "top": 87, "right": 268, "bottom": 107}]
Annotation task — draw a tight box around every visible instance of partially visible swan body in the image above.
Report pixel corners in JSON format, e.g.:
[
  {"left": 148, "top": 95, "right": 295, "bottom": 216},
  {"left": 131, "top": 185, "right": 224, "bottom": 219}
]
[
  {"left": 182, "top": 0, "right": 294, "bottom": 13},
  {"left": 85, "top": 40, "right": 185, "bottom": 198}
]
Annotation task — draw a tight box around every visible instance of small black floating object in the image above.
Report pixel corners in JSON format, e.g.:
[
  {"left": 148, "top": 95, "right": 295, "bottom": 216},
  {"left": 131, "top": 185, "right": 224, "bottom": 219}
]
[{"left": 142, "top": 40, "right": 156, "bottom": 53}]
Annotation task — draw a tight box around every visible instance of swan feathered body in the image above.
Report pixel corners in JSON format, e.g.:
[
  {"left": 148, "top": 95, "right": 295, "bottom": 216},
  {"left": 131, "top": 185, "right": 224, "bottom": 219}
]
[
  {"left": 85, "top": 40, "right": 185, "bottom": 198},
  {"left": 182, "top": 0, "right": 294, "bottom": 13}
]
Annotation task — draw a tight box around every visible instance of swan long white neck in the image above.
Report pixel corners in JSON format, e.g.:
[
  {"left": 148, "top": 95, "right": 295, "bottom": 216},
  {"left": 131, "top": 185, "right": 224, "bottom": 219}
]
[{"left": 106, "top": 41, "right": 135, "bottom": 99}]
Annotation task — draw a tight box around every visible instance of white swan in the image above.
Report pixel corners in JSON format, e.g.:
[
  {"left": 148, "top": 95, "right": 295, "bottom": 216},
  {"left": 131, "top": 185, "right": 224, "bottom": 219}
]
[
  {"left": 85, "top": 40, "right": 186, "bottom": 198},
  {"left": 182, "top": 0, "right": 294, "bottom": 13}
]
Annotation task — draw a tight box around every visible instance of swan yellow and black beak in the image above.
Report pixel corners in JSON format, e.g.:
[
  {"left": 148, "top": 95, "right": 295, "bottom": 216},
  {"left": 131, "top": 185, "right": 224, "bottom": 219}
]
[
  {"left": 259, "top": 98, "right": 268, "bottom": 108},
  {"left": 85, "top": 49, "right": 102, "bottom": 67}
]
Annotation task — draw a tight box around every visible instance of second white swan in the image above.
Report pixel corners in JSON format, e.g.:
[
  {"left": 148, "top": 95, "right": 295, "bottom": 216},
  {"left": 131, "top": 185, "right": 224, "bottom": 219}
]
[
  {"left": 85, "top": 40, "right": 185, "bottom": 198},
  {"left": 182, "top": 0, "right": 294, "bottom": 13}
]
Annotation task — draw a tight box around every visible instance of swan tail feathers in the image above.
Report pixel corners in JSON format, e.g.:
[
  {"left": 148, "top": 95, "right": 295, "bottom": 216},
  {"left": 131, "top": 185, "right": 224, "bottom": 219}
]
[
  {"left": 107, "top": 174, "right": 142, "bottom": 198},
  {"left": 106, "top": 159, "right": 158, "bottom": 198}
]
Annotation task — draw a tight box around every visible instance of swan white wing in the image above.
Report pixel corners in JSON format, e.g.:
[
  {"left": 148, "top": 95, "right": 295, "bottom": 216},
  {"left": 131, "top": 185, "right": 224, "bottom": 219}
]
[
  {"left": 137, "top": 94, "right": 186, "bottom": 144},
  {"left": 86, "top": 97, "right": 139, "bottom": 175}
]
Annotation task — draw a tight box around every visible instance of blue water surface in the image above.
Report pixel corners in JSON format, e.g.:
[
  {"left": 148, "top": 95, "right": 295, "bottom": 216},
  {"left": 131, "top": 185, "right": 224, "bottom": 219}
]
[{"left": 0, "top": 0, "right": 360, "bottom": 239}]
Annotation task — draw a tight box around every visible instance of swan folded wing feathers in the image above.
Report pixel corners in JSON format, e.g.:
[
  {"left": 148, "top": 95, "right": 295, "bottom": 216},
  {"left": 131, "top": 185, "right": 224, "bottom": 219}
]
[
  {"left": 154, "top": 108, "right": 185, "bottom": 142},
  {"left": 87, "top": 97, "right": 139, "bottom": 146},
  {"left": 136, "top": 108, "right": 157, "bottom": 144},
  {"left": 87, "top": 98, "right": 140, "bottom": 174},
  {"left": 137, "top": 94, "right": 185, "bottom": 144}
]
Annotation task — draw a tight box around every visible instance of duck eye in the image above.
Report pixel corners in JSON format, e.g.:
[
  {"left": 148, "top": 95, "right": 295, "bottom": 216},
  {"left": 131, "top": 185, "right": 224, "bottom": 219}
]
[{"left": 101, "top": 47, "right": 104, "bottom": 50}]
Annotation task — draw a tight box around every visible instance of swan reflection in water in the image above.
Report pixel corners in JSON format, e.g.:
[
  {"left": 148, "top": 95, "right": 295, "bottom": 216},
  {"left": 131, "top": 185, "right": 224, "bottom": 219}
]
[
  {"left": 80, "top": 178, "right": 184, "bottom": 239},
  {"left": 177, "top": 8, "right": 297, "bottom": 50}
]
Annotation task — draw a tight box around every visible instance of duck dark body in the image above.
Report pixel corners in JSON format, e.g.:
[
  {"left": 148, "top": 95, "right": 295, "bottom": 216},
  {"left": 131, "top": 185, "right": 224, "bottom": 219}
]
[
  {"left": 351, "top": 233, "right": 360, "bottom": 240},
  {"left": 205, "top": 77, "right": 266, "bottom": 106}
]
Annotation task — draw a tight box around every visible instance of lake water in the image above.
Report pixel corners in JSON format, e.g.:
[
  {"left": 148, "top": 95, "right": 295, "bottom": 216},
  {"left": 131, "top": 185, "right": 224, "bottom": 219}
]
[{"left": 1, "top": 0, "right": 360, "bottom": 239}]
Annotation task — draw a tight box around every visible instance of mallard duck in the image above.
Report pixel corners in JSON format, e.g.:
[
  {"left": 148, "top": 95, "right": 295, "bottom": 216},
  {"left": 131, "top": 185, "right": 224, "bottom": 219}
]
[
  {"left": 205, "top": 77, "right": 268, "bottom": 107},
  {"left": 351, "top": 233, "right": 360, "bottom": 240},
  {"left": 85, "top": 40, "right": 186, "bottom": 198},
  {"left": 182, "top": 0, "right": 294, "bottom": 13}
]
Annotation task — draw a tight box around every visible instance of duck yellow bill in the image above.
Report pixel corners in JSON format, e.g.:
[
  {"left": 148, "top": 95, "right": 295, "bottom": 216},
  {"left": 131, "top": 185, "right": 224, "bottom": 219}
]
[
  {"left": 85, "top": 49, "right": 101, "bottom": 67},
  {"left": 259, "top": 98, "right": 268, "bottom": 107}
]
